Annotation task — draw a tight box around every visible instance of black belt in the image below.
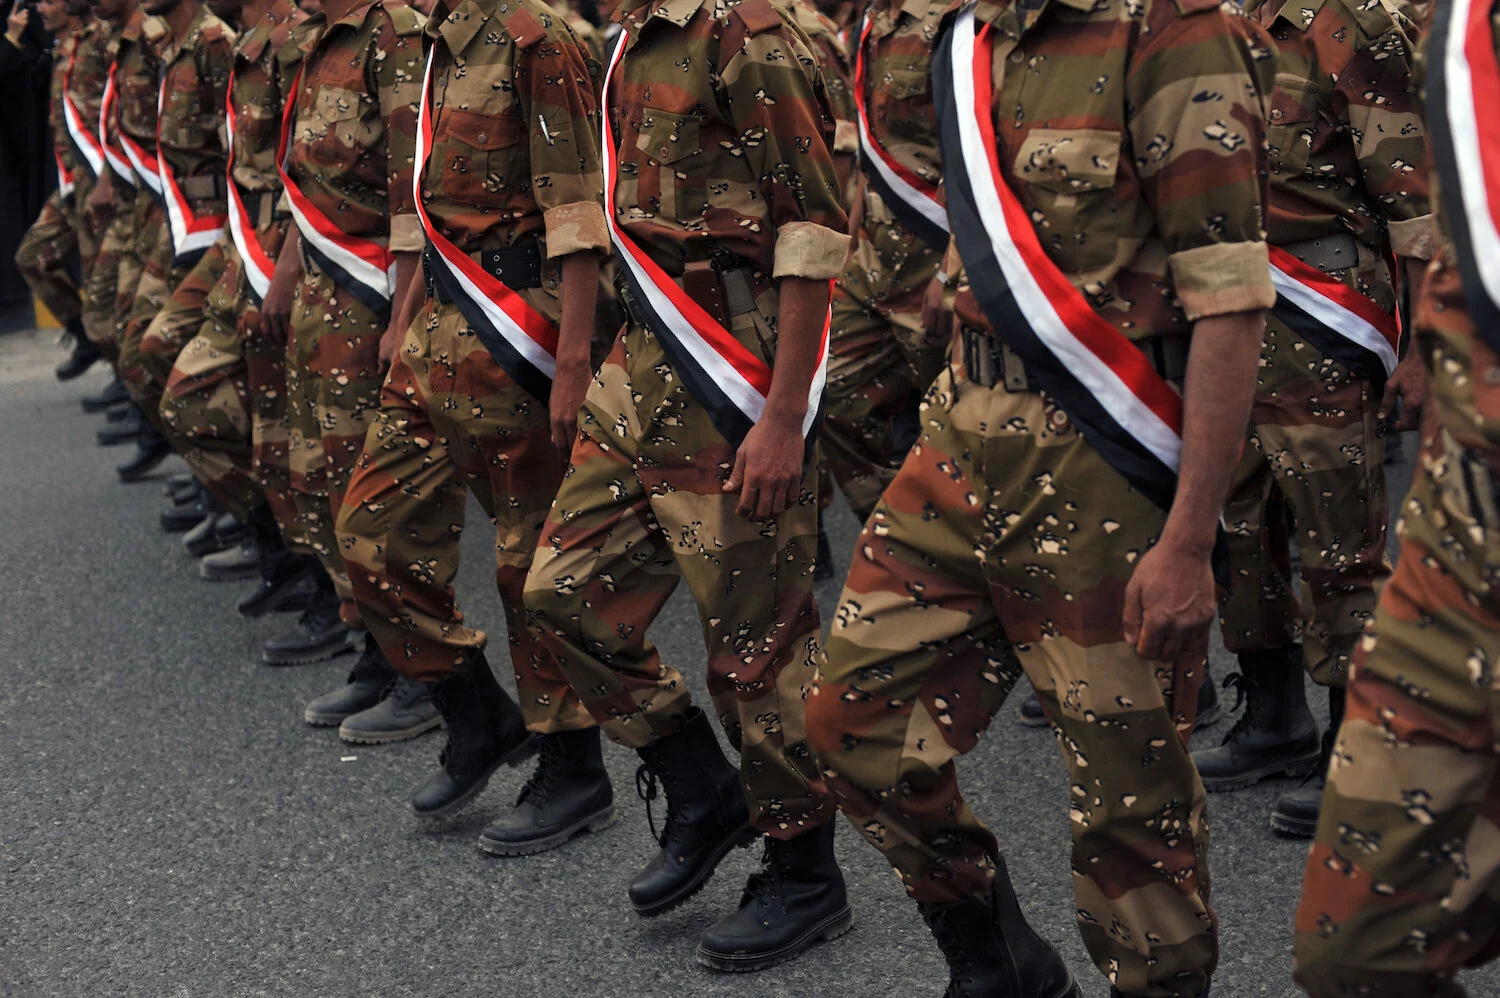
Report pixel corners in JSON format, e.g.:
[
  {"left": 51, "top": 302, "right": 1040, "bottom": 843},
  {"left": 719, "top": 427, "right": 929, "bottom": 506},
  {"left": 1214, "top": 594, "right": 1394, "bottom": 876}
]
[
  {"left": 960, "top": 326, "right": 1190, "bottom": 392},
  {"left": 615, "top": 261, "right": 765, "bottom": 330},
  {"left": 423, "top": 242, "right": 543, "bottom": 303}
]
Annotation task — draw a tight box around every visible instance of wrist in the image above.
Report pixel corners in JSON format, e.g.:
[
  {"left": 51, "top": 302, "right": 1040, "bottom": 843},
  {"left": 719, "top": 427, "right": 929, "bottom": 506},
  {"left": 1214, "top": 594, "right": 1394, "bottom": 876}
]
[{"left": 1157, "top": 517, "right": 1216, "bottom": 560}]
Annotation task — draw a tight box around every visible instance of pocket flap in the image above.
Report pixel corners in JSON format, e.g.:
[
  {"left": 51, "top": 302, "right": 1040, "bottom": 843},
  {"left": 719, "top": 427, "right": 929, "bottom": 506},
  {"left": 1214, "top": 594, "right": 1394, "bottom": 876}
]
[
  {"left": 1012, "top": 128, "right": 1122, "bottom": 194},
  {"left": 635, "top": 109, "right": 702, "bottom": 165},
  {"left": 441, "top": 107, "right": 523, "bottom": 150},
  {"left": 314, "top": 85, "right": 361, "bottom": 123}
]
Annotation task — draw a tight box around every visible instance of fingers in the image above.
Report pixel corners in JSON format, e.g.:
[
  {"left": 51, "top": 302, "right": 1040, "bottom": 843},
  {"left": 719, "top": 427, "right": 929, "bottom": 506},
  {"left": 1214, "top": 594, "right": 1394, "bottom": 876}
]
[
  {"left": 1121, "top": 578, "right": 1143, "bottom": 648},
  {"left": 723, "top": 450, "right": 746, "bottom": 494}
]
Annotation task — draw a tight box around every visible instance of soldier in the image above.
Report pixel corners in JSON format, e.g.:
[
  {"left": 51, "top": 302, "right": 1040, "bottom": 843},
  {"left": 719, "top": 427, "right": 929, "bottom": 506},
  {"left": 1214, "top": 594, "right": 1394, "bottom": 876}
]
[
  {"left": 256, "top": 0, "right": 428, "bottom": 674},
  {"left": 805, "top": 0, "right": 1277, "bottom": 995},
  {"left": 13, "top": 0, "right": 104, "bottom": 384},
  {"left": 522, "top": 0, "right": 853, "bottom": 972},
  {"left": 111, "top": 0, "right": 235, "bottom": 483},
  {"left": 327, "top": 0, "right": 616, "bottom": 832},
  {"left": 1190, "top": 0, "right": 1432, "bottom": 840},
  {"left": 1292, "top": 1, "right": 1500, "bottom": 991},
  {"left": 154, "top": 0, "right": 324, "bottom": 619}
]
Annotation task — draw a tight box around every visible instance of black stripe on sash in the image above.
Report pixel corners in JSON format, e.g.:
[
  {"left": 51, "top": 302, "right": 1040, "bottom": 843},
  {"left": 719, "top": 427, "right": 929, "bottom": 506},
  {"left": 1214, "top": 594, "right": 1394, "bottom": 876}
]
[
  {"left": 1271, "top": 296, "right": 1390, "bottom": 396},
  {"left": 426, "top": 255, "right": 552, "bottom": 404},
  {"left": 857, "top": 155, "right": 950, "bottom": 253},
  {"left": 302, "top": 240, "right": 392, "bottom": 325}
]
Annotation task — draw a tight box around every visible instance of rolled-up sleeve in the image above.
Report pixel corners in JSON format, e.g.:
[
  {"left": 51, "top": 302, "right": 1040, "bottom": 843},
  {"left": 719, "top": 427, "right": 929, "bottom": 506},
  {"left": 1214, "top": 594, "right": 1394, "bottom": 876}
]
[{"left": 523, "top": 21, "right": 610, "bottom": 257}]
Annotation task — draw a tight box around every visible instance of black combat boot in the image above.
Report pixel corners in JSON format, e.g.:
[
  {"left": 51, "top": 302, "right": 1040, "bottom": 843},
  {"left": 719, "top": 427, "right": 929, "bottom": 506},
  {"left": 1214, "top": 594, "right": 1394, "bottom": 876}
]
[
  {"left": 696, "top": 821, "right": 854, "bottom": 972},
  {"left": 1114, "top": 988, "right": 1211, "bottom": 997},
  {"left": 629, "top": 707, "right": 757, "bottom": 915},
  {"left": 199, "top": 532, "right": 260, "bottom": 581},
  {"left": 919, "top": 856, "right": 1081, "bottom": 998},
  {"left": 117, "top": 423, "right": 172, "bottom": 482},
  {"left": 1270, "top": 685, "right": 1345, "bottom": 838},
  {"left": 477, "top": 726, "right": 617, "bottom": 856},
  {"left": 182, "top": 500, "right": 229, "bottom": 557},
  {"left": 238, "top": 505, "right": 317, "bottom": 617},
  {"left": 340, "top": 676, "right": 441, "bottom": 744},
  {"left": 163, "top": 471, "right": 195, "bottom": 496},
  {"left": 814, "top": 510, "right": 835, "bottom": 582},
  {"left": 55, "top": 319, "right": 100, "bottom": 381},
  {"left": 82, "top": 377, "right": 129, "bottom": 413},
  {"left": 261, "top": 577, "right": 357, "bottom": 666},
  {"left": 304, "top": 633, "right": 398, "bottom": 726},
  {"left": 411, "top": 650, "right": 536, "bottom": 817},
  {"left": 105, "top": 400, "right": 135, "bottom": 422},
  {"left": 159, "top": 485, "right": 210, "bottom": 532},
  {"left": 1191, "top": 647, "right": 1321, "bottom": 792},
  {"left": 97, "top": 403, "right": 143, "bottom": 446}
]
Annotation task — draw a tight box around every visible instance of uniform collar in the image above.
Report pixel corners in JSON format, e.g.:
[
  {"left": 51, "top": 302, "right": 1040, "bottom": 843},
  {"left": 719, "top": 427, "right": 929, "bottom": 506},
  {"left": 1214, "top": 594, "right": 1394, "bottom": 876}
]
[
  {"left": 327, "top": 0, "right": 380, "bottom": 33},
  {"left": 616, "top": 0, "right": 706, "bottom": 39},
  {"left": 428, "top": 0, "right": 489, "bottom": 53},
  {"left": 975, "top": 0, "right": 1098, "bottom": 39},
  {"left": 238, "top": 0, "right": 298, "bottom": 61},
  {"left": 156, "top": 3, "right": 215, "bottom": 64},
  {"left": 1268, "top": 0, "right": 1328, "bottom": 31}
]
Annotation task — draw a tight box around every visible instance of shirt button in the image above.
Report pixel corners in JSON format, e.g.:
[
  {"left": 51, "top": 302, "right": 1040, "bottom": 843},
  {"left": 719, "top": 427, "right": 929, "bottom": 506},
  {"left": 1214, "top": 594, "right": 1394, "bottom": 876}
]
[{"left": 478, "top": 132, "right": 487, "bottom": 143}]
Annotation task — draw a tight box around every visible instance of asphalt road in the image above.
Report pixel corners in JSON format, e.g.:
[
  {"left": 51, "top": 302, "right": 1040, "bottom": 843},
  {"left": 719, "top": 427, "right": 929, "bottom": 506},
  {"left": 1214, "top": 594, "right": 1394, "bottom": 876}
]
[{"left": 1, "top": 328, "right": 1495, "bottom": 998}]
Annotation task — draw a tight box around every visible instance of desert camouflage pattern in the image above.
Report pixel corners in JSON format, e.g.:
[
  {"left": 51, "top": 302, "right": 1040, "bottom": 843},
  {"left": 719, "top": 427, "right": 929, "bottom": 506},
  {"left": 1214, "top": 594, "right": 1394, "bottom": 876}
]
[
  {"left": 158, "top": 0, "right": 312, "bottom": 541},
  {"left": 605, "top": 0, "right": 849, "bottom": 281},
  {"left": 809, "top": 0, "right": 1279, "bottom": 993},
  {"left": 138, "top": 238, "right": 229, "bottom": 424},
  {"left": 106, "top": 12, "right": 162, "bottom": 357},
  {"left": 69, "top": 18, "right": 120, "bottom": 346},
  {"left": 820, "top": 0, "right": 950, "bottom": 524},
  {"left": 791, "top": 0, "right": 854, "bottom": 154},
  {"left": 113, "top": 198, "right": 168, "bottom": 414},
  {"left": 334, "top": 0, "right": 607, "bottom": 714},
  {"left": 14, "top": 192, "right": 82, "bottom": 327},
  {"left": 337, "top": 300, "right": 595, "bottom": 731},
  {"left": 84, "top": 198, "right": 132, "bottom": 357},
  {"left": 523, "top": 311, "right": 837, "bottom": 837},
  {"left": 280, "top": 0, "right": 426, "bottom": 256}
]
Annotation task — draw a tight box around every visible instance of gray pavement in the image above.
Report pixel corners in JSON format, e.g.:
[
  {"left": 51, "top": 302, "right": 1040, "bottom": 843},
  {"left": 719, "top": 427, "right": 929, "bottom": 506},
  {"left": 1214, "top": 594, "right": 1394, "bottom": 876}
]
[{"left": 1, "top": 327, "right": 1495, "bottom": 998}]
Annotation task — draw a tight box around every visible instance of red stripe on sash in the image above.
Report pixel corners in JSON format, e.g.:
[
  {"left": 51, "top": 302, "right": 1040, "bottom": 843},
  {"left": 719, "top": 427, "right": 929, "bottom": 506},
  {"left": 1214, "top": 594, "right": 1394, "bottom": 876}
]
[
  {"left": 61, "top": 45, "right": 106, "bottom": 179},
  {"left": 225, "top": 70, "right": 276, "bottom": 296},
  {"left": 1267, "top": 244, "right": 1401, "bottom": 351},
  {"left": 100, "top": 62, "right": 136, "bottom": 184},
  {"left": 853, "top": 14, "right": 941, "bottom": 208}
]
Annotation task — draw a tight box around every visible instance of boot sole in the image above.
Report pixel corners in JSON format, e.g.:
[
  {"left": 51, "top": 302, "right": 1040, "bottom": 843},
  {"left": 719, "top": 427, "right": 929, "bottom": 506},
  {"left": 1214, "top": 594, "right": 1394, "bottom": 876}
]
[
  {"left": 303, "top": 710, "right": 348, "bottom": 727},
  {"left": 1201, "top": 749, "right": 1322, "bottom": 793},
  {"left": 97, "top": 434, "right": 139, "bottom": 447},
  {"left": 476, "top": 804, "right": 619, "bottom": 857},
  {"left": 695, "top": 903, "right": 855, "bottom": 973},
  {"left": 1017, "top": 713, "right": 1051, "bottom": 729},
  {"left": 631, "top": 823, "right": 761, "bottom": 918},
  {"left": 262, "top": 636, "right": 361, "bottom": 667},
  {"left": 1269, "top": 810, "right": 1319, "bottom": 838},
  {"left": 339, "top": 715, "right": 444, "bottom": 745},
  {"left": 200, "top": 562, "right": 261, "bottom": 582},
  {"left": 412, "top": 735, "right": 540, "bottom": 819},
  {"left": 118, "top": 451, "right": 172, "bottom": 482}
]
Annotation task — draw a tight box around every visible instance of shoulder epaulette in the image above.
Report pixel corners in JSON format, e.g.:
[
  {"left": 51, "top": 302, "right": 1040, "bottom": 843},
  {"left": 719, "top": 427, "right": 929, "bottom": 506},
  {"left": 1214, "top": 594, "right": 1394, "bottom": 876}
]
[
  {"left": 729, "top": 0, "right": 784, "bottom": 36},
  {"left": 380, "top": 0, "right": 428, "bottom": 37},
  {"left": 499, "top": 1, "right": 548, "bottom": 48}
]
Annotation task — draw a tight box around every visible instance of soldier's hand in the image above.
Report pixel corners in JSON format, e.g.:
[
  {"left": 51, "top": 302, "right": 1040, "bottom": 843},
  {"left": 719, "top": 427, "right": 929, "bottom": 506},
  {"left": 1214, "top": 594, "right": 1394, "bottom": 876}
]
[
  {"left": 920, "top": 275, "right": 951, "bottom": 345},
  {"left": 724, "top": 413, "right": 804, "bottom": 519},
  {"left": 1121, "top": 539, "right": 1216, "bottom": 668},
  {"left": 1379, "top": 350, "right": 1426, "bottom": 432},
  {"left": 260, "top": 268, "right": 295, "bottom": 346},
  {"left": 6, "top": 6, "right": 29, "bottom": 46},
  {"left": 550, "top": 362, "right": 590, "bottom": 462},
  {"left": 377, "top": 321, "right": 403, "bottom": 370},
  {"left": 84, "top": 179, "right": 113, "bottom": 232}
]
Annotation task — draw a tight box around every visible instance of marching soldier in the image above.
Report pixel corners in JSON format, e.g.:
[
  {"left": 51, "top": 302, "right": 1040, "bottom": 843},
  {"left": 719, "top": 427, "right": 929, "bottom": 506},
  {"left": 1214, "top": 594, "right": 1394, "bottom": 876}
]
[
  {"left": 328, "top": 0, "right": 617, "bottom": 832},
  {"left": 806, "top": 0, "right": 1278, "bottom": 994},
  {"left": 522, "top": 0, "right": 854, "bottom": 972},
  {"left": 256, "top": 0, "right": 427, "bottom": 675},
  {"left": 1292, "top": 0, "right": 1500, "bottom": 991},
  {"left": 1191, "top": 0, "right": 1431, "bottom": 840}
]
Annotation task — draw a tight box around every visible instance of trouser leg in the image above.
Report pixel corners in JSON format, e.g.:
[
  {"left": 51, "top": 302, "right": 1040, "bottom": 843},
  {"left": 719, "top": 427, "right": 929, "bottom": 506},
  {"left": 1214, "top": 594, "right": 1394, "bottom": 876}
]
[
  {"left": 15, "top": 191, "right": 82, "bottom": 325},
  {"left": 85, "top": 200, "right": 134, "bottom": 363},
  {"left": 140, "top": 241, "right": 227, "bottom": 426}
]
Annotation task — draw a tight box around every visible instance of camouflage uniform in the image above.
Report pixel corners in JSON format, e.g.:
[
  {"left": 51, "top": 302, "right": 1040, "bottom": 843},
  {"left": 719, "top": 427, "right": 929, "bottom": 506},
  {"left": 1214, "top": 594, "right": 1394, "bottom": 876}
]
[
  {"left": 522, "top": 0, "right": 850, "bottom": 837},
  {"left": 125, "top": 8, "right": 235, "bottom": 420},
  {"left": 1217, "top": 0, "right": 1433, "bottom": 689},
  {"left": 69, "top": 16, "right": 118, "bottom": 348},
  {"left": 805, "top": 0, "right": 1277, "bottom": 993},
  {"left": 109, "top": 10, "right": 164, "bottom": 365},
  {"left": 159, "top": 0, "right": 312, "bottom": 536},
  {"left": 1291, "top": 8, "right": 1500, "bottom": 992},
  {"left": 818, "top": 0, "right": 949, "bottom": 524},
  {"left": 88, "top": 14, "right": 145, "bottom": 359},
  {"left": 282, "top": 0, "right": 424, "bottom": 614},
  {"left": 333, "top": 0, "right": 609, "bottom": 732}
]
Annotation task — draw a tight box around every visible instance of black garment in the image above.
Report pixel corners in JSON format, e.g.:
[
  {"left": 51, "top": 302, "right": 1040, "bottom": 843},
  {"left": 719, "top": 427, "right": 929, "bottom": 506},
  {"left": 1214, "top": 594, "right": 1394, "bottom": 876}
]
[{"left": 0, "top": 11, "right": 57, "bottom": 307}]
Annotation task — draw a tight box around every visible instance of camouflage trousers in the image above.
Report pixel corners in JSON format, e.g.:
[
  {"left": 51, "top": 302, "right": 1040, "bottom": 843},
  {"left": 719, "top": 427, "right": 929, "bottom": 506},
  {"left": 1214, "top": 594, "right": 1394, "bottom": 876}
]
[
  {"left": 523, "top": 317, "right": 836, "bottom": 838},
  {"left": 1217, "top": 314, "right": 1390, "bottom": 687},
  {"left": 1293, "top": 428, "right": 1500, "bottom": 997},
  {"left": 286, "top": 254, "right": 389, "bottom": 620},
  {"left": 135, "top": 239, "right": 227, "bottom": 420},
  {"left": 806, "top": 358, "right": 1215, "bottom": 998},
  {"left": 159, "top": 231, "right": 298, "bottom": 542},
  {"left": 83, "top": 188, "right": 138, "bottom": 361},
  {"left": 818, "top": 206, "right": 947, "bottom": 522},
  {"left": 115, "top": 200, "right": 173, "bottom": 419},
  {"left": 15, "top": 189, "right": 82, "bottom": 326},
  {"left": 336, "top": 298, "right": 592, "bottom": 733}
]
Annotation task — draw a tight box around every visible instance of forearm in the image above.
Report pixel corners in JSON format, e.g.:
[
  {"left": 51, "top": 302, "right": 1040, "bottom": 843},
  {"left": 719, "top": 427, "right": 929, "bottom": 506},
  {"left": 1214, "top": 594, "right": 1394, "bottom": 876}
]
[
  {"left": 765, "top": 276, "right": 831, "bottom": 427},
  {"left": 556, "top": 250, "right": 600, "bottom": 374},
  {"left": 272, "top": 226, "right": 302, "bottom": 283},
  {"left": 387, "top": 249, "right": 420, "bottom": 331},
  {"left": 1163, "top": 309, "right": 1265, "bottom": 555}
]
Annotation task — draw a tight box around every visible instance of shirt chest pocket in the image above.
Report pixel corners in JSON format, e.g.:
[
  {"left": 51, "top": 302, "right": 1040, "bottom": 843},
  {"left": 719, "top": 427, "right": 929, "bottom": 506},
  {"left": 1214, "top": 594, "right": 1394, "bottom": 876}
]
[
  {"left": 436, "top": 106, "right": 525, "bottom": 202},
  {"left": 1266, "top": 77, "right": 1318, "bottom": 180},
  {"left": 1012, "top": 127, "right": 1122, "bottom": 273},
  {"left": 635, "top": 108, "right": 702, "bottom": 166},
  {"left": 634, "top": 108, "right": 708, "bottom": 222},
  {"left": 871, "top": 67, "right": 931, "bottom": 146},
  {"left": 313, "top": 84, "right": 379, "bottom": 149}
]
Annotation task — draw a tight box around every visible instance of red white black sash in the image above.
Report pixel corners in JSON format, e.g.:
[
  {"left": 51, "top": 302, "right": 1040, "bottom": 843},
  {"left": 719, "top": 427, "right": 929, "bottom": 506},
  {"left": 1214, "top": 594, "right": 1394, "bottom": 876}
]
[
  {"left": 1428, "top": 0, "right": 1500, "bottom": 347},
  {"left": 157, "top": 75, "right": 226, "bottom": 266},
  {"left": 61, "top": 45, "right": 105, "bottom": 182},
  {"left": 120, "top": 108, "right": 163, "bottom": 201},
  {"left": 224, "top": 69, "right": 275, "bottom": 303},
  {"left": 853, "top": 13, "right": 949, "bottom": 251},
  {"left": 277, "top": 64, "right": 396, "bottom": 319},
  {"left": 414, "top": 51, "right": 558, "bottom": 402},
  {"left": 935, "top": 7, "right": 1183, "bottom": 510},
  {"left": 55, "top": 153, "right": 74, "bottom": 198},
  {"left": 100, "top": 60, "right": 137, "bottom": 185},
  {"left": 1267, "top": 246, "right": 1401, "bottom": 391},
  {"left": 601, "top": 30, "right": 829, "bottom": 449}
]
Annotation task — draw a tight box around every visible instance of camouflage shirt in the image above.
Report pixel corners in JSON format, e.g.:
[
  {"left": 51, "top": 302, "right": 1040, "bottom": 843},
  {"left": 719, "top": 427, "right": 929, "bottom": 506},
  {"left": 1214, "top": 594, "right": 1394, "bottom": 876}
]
[
  {"left": 115, "top": 10, "right": 162, "bottom": 168},
  {"left": 231, "top": 0, "right": 315, "bottom": 215},
  {"left": 60, "top": 16, "right": 115, "bottom": 180},
  {"left": 554, "top": 2, "right": 607, "bottom": 62},
  {"left": 422, "top": 0, "right": 609, "bottom": 257},
  {"left": 149, "top": 6, "right": 235, "bottom": 217},
  {"left": 950, "top": 0, "right": 1277, "bottom": 342},
  {"left": 857, "top": 0, "right": 945, "bottom": 205},
  {"left": 283, "top": 0, "right": 426, "bottom": 251},
  {"left": 1249, "top": 0, "right": 1433, "bottom": 274},
  {"left": 607, "top": 0, "right": 850, "bottom": 280},
  {"left": 790, "top": 0, "right": 855, "bottom": 154}
]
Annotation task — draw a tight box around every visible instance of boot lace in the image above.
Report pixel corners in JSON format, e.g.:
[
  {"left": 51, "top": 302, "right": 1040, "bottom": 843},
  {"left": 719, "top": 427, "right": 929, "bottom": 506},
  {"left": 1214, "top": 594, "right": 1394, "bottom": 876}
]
[
  {"left": 517, "top": 736, "right": 564, "bottom": 807},
  {"left": 738, "top": 839, "right": 782, "bottom": 911},
  {"left": 1218, "top": 671, "right": 1262, "bottom": 745},
  {"left": 921, "top": 905, "right": 975, "bottom": 994},
  {"left": 635, "top": 764, "right": 676, "bottom": 846}
]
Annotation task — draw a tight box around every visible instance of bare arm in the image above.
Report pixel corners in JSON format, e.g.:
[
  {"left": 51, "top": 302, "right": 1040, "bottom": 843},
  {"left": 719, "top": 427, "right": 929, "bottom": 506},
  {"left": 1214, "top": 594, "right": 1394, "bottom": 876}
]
[
  {"left": 259, "top": 226, "right": 303, "bottom": 345},
  {"left": 377, "top": 250, "right": 421, "bottom": 368},
  {"left": 548, "top": 250, "right": 602, "bottom": 459}
]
